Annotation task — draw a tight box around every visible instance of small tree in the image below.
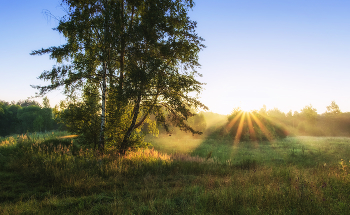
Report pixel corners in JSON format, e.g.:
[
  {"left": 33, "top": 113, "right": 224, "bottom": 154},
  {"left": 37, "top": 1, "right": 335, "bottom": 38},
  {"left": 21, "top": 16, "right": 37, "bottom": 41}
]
[
  {"left": 300, "top": 105, "right": 318, "bottom": 124},
  {"left": 326, "top": 101, "right": 341, "bottom": 115},
  {"left": 43, "top": 97, "right": 50, "bottom": 109},
  {"left": 267, "top": 108, "right": 286, "bottom": 119}
]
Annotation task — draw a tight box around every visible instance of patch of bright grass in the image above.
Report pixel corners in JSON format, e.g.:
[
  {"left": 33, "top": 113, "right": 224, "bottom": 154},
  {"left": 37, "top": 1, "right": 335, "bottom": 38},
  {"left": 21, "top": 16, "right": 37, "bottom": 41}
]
[
  {"left": 149, "top": 135, "right": 350, "bottom": 168},
  {"left": 1, "top": 133, "right": 350, "bottom": 214}
]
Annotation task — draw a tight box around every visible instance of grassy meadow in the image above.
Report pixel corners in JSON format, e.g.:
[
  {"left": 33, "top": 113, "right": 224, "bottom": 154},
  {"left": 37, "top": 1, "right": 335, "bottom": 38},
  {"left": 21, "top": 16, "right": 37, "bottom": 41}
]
[{"left": 1, "top": 132, "right": 350, "bottom": 214}]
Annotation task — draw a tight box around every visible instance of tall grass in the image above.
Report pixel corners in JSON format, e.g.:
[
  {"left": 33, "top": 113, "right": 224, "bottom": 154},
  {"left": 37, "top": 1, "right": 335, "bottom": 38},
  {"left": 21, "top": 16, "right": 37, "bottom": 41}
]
[{"left": 1, "top": 133, "right": 350, "bottom": 214}]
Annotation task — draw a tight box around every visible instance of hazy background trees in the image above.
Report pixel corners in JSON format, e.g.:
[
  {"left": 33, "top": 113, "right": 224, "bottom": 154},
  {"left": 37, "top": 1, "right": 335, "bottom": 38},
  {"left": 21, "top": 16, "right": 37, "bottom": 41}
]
[
  {"left": 152, "top": 101, "right": 350, "bottom": 141},
  {"left": 2, "top": 98, "right": 350, "bottom": 141},
  {"left": 0, "top": 97, "right": 57, "bottom": 136}
]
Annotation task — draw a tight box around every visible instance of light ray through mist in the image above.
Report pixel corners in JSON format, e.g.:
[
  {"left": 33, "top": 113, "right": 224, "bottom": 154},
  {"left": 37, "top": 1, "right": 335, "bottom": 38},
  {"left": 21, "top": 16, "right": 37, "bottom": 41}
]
[
  {"left": 258, "top": 114, "right": 291, "bottom": 136},
  {"left": 246, "top": 113, "right": 256, "bottom": 141},
  {"left": 226, "top": 111, "right": 243, "bottom": 132},
  {"left": 246, "top": 112, "right": 259, "bottom": 148},
  {"left": 250, "top": 113, "right": 274, "bottom": 142},
  {"left": 234, "top": 112, "right": 246, "bottom": 145}
]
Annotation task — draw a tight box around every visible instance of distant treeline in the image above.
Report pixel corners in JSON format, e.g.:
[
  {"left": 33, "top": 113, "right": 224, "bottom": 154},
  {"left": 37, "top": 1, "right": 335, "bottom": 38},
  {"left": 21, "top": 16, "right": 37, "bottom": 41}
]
[
  {"left": 260, "top": 102, "right": 350, "bottom": 137},
  {"left": 160, "top": 101, "right": 350, "bottom": 140},
  {"left": 1, "top": 97, "right": 349, "bottom": 140},
  {"left": 209, "top": 101, "right": 350, "bottom": 139},
  {"left": 0, "top": 98, "right": 59, "bottom": 137}
]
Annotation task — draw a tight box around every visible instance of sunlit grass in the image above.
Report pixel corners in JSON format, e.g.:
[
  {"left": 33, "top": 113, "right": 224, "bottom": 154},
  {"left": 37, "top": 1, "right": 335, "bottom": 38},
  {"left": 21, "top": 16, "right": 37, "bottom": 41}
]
[
  {"left": 150, "top": 135, "right": 350, "bottom": 167},
  {"left": 1, "top": 132, "right": 350, "bottom": 214},
  {"left": 58, "top": 134, "right": 79, "bottom": 139},
  {"left": 148, "top": 135, "right": 204, "bottom": 154}
]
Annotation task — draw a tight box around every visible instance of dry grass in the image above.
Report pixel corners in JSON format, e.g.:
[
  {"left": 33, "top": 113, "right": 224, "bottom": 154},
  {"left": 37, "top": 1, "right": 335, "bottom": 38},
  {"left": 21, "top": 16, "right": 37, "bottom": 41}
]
[
  {"left": 58, "top": 134, "right": 79, "bottom": 139},
  {"left": 1, "top": 133, "right": 350, "bottom": 214}
]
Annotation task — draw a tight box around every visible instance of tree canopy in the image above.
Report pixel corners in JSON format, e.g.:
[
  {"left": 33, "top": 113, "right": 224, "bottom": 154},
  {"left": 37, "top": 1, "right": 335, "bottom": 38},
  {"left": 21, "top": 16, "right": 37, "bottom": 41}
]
[
  {"left": 31, "top": 0, "right": 207, "bottom": 154},
  {"left": 0, "top": 98, "right": 57, "bottom": 136},
  {"left": 326, "top": 101, "right": 341, "bottom": 115}
]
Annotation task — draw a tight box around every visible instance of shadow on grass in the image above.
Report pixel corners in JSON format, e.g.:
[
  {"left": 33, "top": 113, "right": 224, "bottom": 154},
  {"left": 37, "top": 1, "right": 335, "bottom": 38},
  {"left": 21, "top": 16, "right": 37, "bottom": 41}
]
[
  {"left": 2, "top": 133, "right": 350, "bottom": 214},
  {"left": 0, "top": 136, "right": 228, "bottom": 203}
]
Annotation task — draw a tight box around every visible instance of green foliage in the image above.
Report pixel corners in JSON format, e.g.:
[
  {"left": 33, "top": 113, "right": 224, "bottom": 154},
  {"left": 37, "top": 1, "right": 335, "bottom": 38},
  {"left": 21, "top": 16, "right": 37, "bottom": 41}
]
[
  {"left": 42, "top": 96, "right": 50, "bottom": 109},
  {"left": 17, "top": 105, "right": 55, "bottom": 133},
  {"left": 31, "top": 0, "right": 207, "bottom": 153},
  {"left": 325, "top": 101, "right": 341, "bottom": 115},
  {"left": 56, "top": 84, "right": 101, "bottom": 148},
  {"left": 193, "top": 103, "right": 350, "bottom": 138},
  {"left": 300, "top": 104, "right": 318, "bottom": 124},
  {"left": 17, "top": 106, "right": 42, "bottom": 132},
  {"left": 282, "top": 102, "right": 350, "bottom": 136},
  {"left": 238, "top": 158, "right": 258, "bottom": 170},
  {"left": 0, "top": 99, "right": 57, "bottom": 137},
  {"left": 0, "top": 102, "right": 22, "bottom": 136},
  {"left": 267, "top": 107, "right": 286, "bottom": 119},
  {"left": 158, "top": 111, "right": 207, "bottom": 137},
  {"left": 15, "top": 99, "right": 41, "bottom": 107},
  {"left": 152, "top": 102, "right": 350, "bottom": 140},
  {"left": 189, "top": 113, "right": 207, "bottom": 134}
]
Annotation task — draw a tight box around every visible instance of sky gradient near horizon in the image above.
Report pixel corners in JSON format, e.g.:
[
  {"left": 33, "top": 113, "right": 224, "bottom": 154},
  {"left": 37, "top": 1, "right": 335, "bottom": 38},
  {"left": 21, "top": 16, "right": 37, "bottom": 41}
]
[{"left": 1, "top": 0, "right": 349, "bottom": 115}]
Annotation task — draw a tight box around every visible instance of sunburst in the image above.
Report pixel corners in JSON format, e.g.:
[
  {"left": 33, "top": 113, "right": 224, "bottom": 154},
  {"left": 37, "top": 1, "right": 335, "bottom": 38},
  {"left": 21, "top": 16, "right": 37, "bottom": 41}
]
[{"left": 226, "top": 110, "right": 286, "bottom": 144}]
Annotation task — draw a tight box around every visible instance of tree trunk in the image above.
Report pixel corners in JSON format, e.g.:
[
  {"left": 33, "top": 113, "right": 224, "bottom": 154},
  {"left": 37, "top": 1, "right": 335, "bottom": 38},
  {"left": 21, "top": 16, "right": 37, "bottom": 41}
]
[
  {"left": 99, "top": 62, "right": 107, "bottom": 153},
  {"left": 119, "top": 94, "right": 141, "bottom": 155},
  {"left": 134, "top": 94, "right": 158, "bottom": 129},
  {"left": 98, "top": 0, "right": 110, "bottom": 154}
]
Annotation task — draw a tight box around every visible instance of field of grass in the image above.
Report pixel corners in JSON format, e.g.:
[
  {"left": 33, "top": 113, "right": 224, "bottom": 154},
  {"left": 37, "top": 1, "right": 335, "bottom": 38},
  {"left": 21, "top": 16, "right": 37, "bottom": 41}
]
[
  {"left": 149, "top": 135, "right": 350, "bottom": 167},
  {"left": 1, "top": 132, "right": 350, "bottom": 214}
]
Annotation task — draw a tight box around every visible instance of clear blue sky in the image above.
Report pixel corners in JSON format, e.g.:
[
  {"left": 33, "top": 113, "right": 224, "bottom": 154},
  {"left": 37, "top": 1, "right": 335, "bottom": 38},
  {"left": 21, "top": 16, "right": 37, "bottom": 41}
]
[{"left": 1, "top": 0, "right": 349, "bottom": 115}]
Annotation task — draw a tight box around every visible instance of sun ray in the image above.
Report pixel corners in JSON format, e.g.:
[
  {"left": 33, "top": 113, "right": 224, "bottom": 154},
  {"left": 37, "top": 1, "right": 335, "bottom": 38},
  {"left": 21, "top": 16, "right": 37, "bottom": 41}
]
[
  {"left": 246, "top": 112, "right": 256, "bottom": 141},
  {"left": 246, "top": 112, "right": 259, "bottom": 148},
  {"left": 225, "top": 111, "right": 243, "bottom": 133},
  {"left": 257, "top": 114, "right": 290, "bottom": 136},
  {"left": 250, "top": 112, "right": 274, "bottom": 142},
  {"left": 234, "top": 112, "right": 246, "bottom": 145}
]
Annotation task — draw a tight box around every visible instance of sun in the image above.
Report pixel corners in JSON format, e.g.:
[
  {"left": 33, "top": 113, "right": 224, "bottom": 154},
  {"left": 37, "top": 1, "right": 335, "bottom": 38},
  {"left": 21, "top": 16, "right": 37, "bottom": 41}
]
[
  {"left": 225, "top": 109, "right": 277, "bottom": 145},
  {"left": 237, "top": 102, "right": 258, "bottom": 113},
  {"left": 241, "top": 108, "right": 252, "bottom": 113},
  {"left": 240, "top": 106, "right": 254, "bottom": 113}
]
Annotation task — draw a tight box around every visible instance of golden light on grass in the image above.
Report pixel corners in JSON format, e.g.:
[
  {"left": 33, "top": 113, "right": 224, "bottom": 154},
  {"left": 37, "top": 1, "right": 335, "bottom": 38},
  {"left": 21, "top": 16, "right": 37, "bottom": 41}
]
[
  {"left": 58, "top": 135, "right": 79, "bottom": 139},
  {"left": 124, "top": 148, "right": 172, "bottom": 161}
]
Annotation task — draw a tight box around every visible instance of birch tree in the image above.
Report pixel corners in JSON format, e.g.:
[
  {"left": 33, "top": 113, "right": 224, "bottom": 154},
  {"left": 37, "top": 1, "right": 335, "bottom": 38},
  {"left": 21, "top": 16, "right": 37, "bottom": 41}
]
[{"left": 31, "top": 0, "right": 207, "bottom": 154}]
